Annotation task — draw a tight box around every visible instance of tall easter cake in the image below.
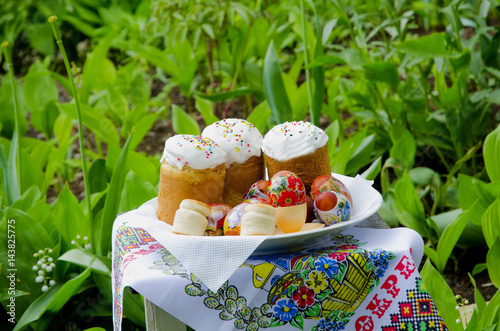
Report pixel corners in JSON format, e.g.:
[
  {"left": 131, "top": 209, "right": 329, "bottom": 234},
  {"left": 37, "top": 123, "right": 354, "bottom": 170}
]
[
  {"left": 202, "top": 118, "right": 265, "bottom": 207},
  {"left": 156, "top": 135, "right": 227, "bottom": 225},
  {"left": 262, "top": 121, "right": 330, "bottom": 191}
]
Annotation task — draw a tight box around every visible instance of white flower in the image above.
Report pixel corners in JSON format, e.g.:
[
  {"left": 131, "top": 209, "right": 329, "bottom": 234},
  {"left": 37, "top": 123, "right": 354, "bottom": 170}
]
[
  {"left": 37, "top": 261, "right": 43, "bottom": 265},
  {"left": 84, "top": 244, "right": 92, "bottom": 250},
  {"left": 38, "top": 270, "right": 44, "bottom": 276},
  {"left": 464, "top": 299, "right": 469, "bottom": 305},
  {"left": 38, "top": 250, "right": 43, "bottom": 254},
  {"left": 35, "top": 276, "right": 44, "bottom": 283},
  {"left": 76, "top": 235, "right": 81, "bottom": 239},
  {"left": 48, "top": 249, "right": 53, "bottom": 253},
  {"left": 71, "top": 240, "right": 76, "bottom": 245},
  {"left": 50, "top": 263, "right": 55, "bottom": 268},
  {"left": 33, "top": 253, "right": 38, "bottom": 258},
  {"left": 456, "top": 318, "right": 461, "bottom": 324},
  {"left": 46, "top": 266, "right": 52, "bottom": 272},
  {"left": 41, "top": 264, "right": 47, "bottom": 269},
  {"left": 41, "top": 285, "right": 49, "bottom": 292},
  {"left": 33, "top": 266, "right": 39, "bottom": 271},
  {"left": 84, "top": 236, "right": 88, "bottom": 241},
  {"left": 48, "top": 257, "right": 53, "bottom": 262},
  {"left": 49, "top": 280, "right": 56, "bottom": 286}
]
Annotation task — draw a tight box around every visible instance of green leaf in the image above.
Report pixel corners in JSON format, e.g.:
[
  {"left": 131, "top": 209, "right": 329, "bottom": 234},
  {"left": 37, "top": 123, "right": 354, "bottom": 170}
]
[
  {"left": 247, "top": 101, "right": 271, "bottom": 134},
  {"left": 263, "top": 41, "right": 293, "bottom": 125},
  {"left": 482, "top": 199, "right": 500, "bottom": 249},
  {"left": 484, "top": 125, "right": 500, "bottom": 182},
  {"left": 479, "top": 287, "right": 500, "bottom": 329},
  {"left": 363, "top": 61, "right": 400, "bottom": 90},
  {"left": 25, "top": 23, "right": 54, "bottom": 56},
  {"left": 171, "top": 104, "right": 200, "bottom": 135},
  {"left": 195, "top": 88, "right": 265, "bottom": 102},
  {"left": 98, "top": 131, "right": 134, "bottom": 256},
  {"left": 434, "top": 209, "right": 470, "bottom": 273},
  {"left": 361, "top": 156, "right": 382, "bottom": 181},
  {"left": 195, "top": 96, "right": 219, "bottom": 126},
  {"left": 23, "top": 61, "right": 58, "bottom": 113},
  {"left": 88, "top": 159, "right": 108, "bottom": 194},
  {"left": 389, "top": 130, "right": 416, "bottom": 171},
  {"left": 53, "top": 184, "right": 91, "bottom": 251},
  {"left": 487, "top": 238, "right": 500, "bottom": 288},
  {"left": 30, "top": 100, "right": 59, "bottom": 139},
  {"left": 58, "top": 249, "right": 110, "bottom": 275},
  {"left": 305, "top": 55, "right": 345, "bottom": 68},
  {"left": 393, "top": 173, "right": 433, "bottom": 239},
  {"left": 13, "top": 267, "right": 92, "bottom": 331},
  {"left": 57, "top": 102, "right": 119, "bottom": 147},
  {"left": 129, "top": 112, "right": 161, "bottom": 151},
  {"left": 81, "top": 30, "right": 116, "bottom": 103},
  {"left": 0, "top": 289, "right": 30, "bottom": 302},
  {"left": 420, "top": 260, "right": 462, "bottom": 331},
  {"left": 118, "top": 171, "right": 156, "bottom": 214},
  {"left": 397, "top": 32, "right": 453, "bottom": 58},
  {"left": 346, "top": 134, "right": 375, "bottom": 176},
  {"left": 468, "top": 274, "right": 486, "bottom": 321}
]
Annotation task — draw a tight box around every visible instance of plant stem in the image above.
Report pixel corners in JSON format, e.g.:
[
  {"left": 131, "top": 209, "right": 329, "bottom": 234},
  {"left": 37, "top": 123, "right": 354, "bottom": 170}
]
[
  {"left": 231, "top": 21, "right": 252, "bottom": 90},
  {"left": 1, "top": 41, "right": 22, "bottom": 203},
  {"left": 49, "top": 17, "right": 94, "bottom": 235},
  {"left": 300, "top": 0, "right": 314, "bottom": 123}
]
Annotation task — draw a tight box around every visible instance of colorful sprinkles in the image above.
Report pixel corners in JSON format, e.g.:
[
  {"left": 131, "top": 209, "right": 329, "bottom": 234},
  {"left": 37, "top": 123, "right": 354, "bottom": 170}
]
[{"left": 209, "top": 119, "right": 258, "bottom": 154}]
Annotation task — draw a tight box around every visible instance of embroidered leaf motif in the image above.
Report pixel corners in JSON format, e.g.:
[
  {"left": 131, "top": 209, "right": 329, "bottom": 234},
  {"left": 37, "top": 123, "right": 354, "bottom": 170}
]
[
  {"left": 204, "top": 297, "right": 222, "bottom": 309},
  {"left": 226, "top": 285, "right": 238, "bottom": 300},
  {"left": 185, "top": 284, "right": 203, "bottom": 296},
  {"left": 252, "top": 307, "right": 262, "bottom": 319},
  {"left": 316, "top": 288, "right": 332, "bottom": 301},
  {"left": 261, "top": 303, "right": 272, "bottom": 315},
  {"left": 290, "top": 314, "right": 304, "bottom": 330},
  {"left": 190, "top": 273, "right": 201, "bottom": 284},
  {"left": 234, "top": 318, "right": 245, "bottom": 329},
  {"left": 236, "top": 297, "right": 247, "bottom": 310},
  {"left": 258, "top": 315, "right": 272, "bottom": 327},
  {"left": 241, "top": 306, "right": 251, "bottom": 320},
  {"left": 220, "top": 310, "right": 235, "bottom": 321},
  {"left": 304, "top": 302, "right": 321, "bottom": 318},
  {"left": 246, "top": 321, "right": 259, "bottom": 331},
  {"left": 208, "top": 289, "right": 220, "bottom": 300},
  {"left": 226, "top": 298, "right": 237, "bottom": 315}
]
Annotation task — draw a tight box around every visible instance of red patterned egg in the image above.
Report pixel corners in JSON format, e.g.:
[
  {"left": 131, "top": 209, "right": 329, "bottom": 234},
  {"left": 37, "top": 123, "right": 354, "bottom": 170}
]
[
  {"left": 267, "top": 171, "right": 306, "bottom": 207},
  {"left": 207, "top": 203, "right": 231, "bottom": 236},
  {"left": 223, "top": 198, "right": 268, "bottom": 235},
  {"left": 310, "top": 175, "right": 352, "bottom": 204}
]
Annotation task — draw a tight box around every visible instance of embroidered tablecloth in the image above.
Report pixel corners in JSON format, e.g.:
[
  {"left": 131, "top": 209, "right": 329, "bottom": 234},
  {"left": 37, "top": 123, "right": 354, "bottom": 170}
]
[{"left": 112, "top": 214, "right": 447, "bottom": 331}]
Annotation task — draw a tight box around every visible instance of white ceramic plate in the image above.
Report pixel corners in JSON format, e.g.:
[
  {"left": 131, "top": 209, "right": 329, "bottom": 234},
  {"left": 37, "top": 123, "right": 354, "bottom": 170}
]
[{"left": 251, "top": 174, "right": 383, "bottom": 255}]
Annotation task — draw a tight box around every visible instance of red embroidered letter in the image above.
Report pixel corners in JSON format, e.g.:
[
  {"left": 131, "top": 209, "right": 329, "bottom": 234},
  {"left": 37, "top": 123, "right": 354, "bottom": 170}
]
[
  {"left": 381, "top": 274, "right": 400, "bottom": 298},
  {"left": 395, "top": 255, "right": 416, "bottom": 279},
  {"left": 355, "top": 315, "right": 374, "bottom": 331},
  {"left": 366, "top": 294, "right": 392, "bottom": 319}
]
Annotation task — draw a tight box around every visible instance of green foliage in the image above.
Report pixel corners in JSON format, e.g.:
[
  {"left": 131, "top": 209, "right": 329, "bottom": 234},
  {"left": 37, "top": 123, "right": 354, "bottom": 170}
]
[{"left": 0, "top": 0, "right": 499, "bottom": 329}]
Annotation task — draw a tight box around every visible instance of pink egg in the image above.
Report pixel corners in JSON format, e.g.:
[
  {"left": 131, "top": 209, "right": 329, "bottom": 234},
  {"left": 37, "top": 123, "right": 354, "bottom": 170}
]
[{"left": 310, "top": 176, "right": 352, "bottom": 204}]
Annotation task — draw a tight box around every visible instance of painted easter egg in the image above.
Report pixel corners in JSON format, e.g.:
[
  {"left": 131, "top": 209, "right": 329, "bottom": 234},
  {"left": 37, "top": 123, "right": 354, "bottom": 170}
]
[
  {"left": 267, "top": 171, "right": 306, "bottom": 207},
  {"left": 223, "top": 198, "right": 268, "bottom": 235},
  {"left": 310, "top": 175, "right": 352, "bottom": 204},
  {"left": 313, "top": 191, "right": 351, "bottom": 226},
  {"left": 243, "top": 180, "right": 270, "bottom": 202},
  {"left": 206, "top": 203, "right": 231, "bottom": 236}
]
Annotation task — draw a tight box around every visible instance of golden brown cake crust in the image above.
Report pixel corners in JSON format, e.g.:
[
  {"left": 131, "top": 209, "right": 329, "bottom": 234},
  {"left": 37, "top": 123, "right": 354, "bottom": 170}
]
[
  {"left": 264, "top": 144, "right": 330, "bottom": 192},
  {"left": 223, "top": 155, "right": 265, "bottom": 207},
  {"left": 156, "top": 163, "right": 226, "bottom": 225}
]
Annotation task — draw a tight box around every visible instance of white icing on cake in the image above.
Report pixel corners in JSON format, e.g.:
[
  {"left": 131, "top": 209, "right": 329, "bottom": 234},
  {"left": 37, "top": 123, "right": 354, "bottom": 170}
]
[
  {"left": 262, "top": 121, "right": 328, "bottom": 161},
  {"left": 160, "top": 135, "right": 227, "bottom": 170},
  {"left": 202, "top": 118, "right": 263, "bottom": 167}
]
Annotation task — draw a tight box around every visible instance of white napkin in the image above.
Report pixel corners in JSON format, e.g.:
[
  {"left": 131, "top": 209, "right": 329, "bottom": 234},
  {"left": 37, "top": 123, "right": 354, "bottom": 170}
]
[{"left": 115, "top": 174, "right": 380, "bottom": 292}]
